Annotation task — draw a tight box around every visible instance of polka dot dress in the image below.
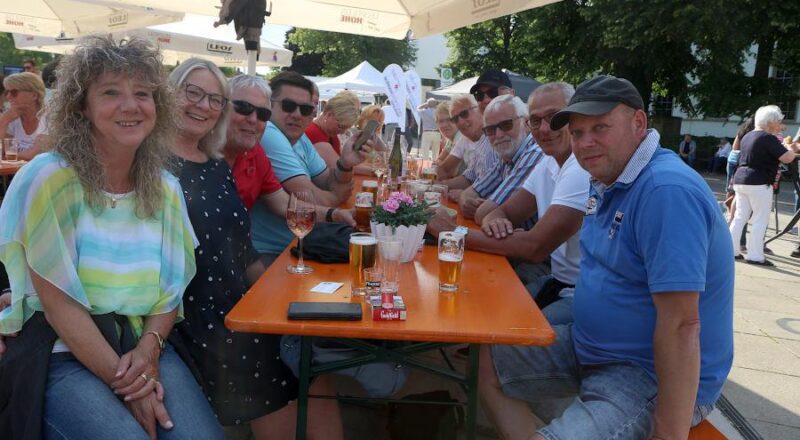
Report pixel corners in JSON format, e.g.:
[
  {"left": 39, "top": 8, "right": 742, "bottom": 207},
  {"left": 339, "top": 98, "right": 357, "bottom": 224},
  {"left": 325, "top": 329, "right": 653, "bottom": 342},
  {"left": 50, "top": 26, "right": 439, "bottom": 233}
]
[{"left": 174, "top": 158, "right": 298, "bottom": 425}]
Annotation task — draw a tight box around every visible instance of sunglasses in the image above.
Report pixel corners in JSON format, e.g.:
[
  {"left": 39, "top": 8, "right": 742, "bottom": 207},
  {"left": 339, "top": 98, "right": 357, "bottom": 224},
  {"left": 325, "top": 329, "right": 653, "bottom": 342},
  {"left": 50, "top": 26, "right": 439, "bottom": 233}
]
[
  {"left": 183, "top": 83, "right": 227, "bottom": 111},
  {"left": 273, "top": 98, "right": 315, "bottom": 117},
  {"left": 232, "top": 100, "right": 271, "bottom": 122},
  {"left": 527, "top": 111, "right": 557, "bottom": 130},
  {"left": 483, "top": 117, "right": 523, "bottom": 136},
  {"left": 472, "top": 87, "right": 499, "bottom": 102},
  {"left": 450, "top": 106, "right": 477, "bottom": 123}
]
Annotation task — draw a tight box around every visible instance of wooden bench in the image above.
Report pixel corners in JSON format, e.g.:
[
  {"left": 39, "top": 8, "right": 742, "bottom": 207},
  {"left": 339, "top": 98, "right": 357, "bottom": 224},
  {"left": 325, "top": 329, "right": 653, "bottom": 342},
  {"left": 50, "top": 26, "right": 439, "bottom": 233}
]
[{"left": 688, "top": 420, "right": 727, "bottom": 439}]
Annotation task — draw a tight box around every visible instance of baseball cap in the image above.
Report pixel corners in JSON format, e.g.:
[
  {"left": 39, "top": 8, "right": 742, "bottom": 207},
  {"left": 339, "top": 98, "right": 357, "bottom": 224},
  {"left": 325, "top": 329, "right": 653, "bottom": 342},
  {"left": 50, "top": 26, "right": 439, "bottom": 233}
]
[
  {"left": 549, "top": 75, "right": 644, "bottom": 130},
  {"left": 469, "top": 69, "right": 512, "bottom": 94}
]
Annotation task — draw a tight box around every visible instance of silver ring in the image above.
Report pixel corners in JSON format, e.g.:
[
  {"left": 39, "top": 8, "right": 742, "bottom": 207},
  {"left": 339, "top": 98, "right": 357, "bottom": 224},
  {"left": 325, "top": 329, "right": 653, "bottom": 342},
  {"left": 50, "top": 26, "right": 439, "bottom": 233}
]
[{"left": 140, "top": 373, "right": 148, "bottom": 382}]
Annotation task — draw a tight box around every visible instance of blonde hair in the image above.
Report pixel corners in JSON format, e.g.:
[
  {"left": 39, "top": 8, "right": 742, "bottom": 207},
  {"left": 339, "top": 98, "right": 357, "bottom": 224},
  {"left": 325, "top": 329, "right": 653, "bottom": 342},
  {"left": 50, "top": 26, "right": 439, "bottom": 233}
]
[
  {"left": 450, "top": 94, "right": 478, "bottom": 116},
  {"left": 435, "top": 101, "right": 452, "bottom": 122},
  {"left": 168, "top": 58, "right": 231, "bottom": 158},
  {"left": 356, "top": 104, "right": 384, "bottom": 129},
  {"left": 323, "top": 91, "right": 359, "bottom": 127},
  {"left": 3, "top": 72, "right": 46, "bottom": 109},
  {"left": 48, "top": 36, "right": 178, "bottom": 218}
]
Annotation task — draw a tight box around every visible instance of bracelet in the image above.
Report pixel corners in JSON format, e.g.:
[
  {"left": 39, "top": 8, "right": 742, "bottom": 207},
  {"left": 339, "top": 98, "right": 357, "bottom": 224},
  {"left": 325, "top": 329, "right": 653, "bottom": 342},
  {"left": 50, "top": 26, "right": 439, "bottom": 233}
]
[
  {"left": 143, "top": 330, "right": 166, "bottom": 352},
  {"left": 326, "top": 208, "right": 336, "bottom": 222},
  {"left": 336, "top": 158, "right": 353, "bottom": 172}
]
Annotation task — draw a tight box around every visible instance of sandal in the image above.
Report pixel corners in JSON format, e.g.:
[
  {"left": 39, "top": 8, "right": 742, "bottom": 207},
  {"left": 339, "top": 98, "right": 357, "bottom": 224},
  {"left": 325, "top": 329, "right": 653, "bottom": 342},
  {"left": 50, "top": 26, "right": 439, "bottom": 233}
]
[{"left": 745, "top": 259, "right": 774, "bottom": 267}]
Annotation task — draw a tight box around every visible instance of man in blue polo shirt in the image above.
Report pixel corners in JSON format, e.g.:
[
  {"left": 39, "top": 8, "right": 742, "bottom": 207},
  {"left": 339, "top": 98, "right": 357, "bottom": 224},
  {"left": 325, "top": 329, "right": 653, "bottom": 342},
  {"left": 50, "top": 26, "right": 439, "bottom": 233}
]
[{"left": 478, "top": 75, "right": 734, "bottom": 440}]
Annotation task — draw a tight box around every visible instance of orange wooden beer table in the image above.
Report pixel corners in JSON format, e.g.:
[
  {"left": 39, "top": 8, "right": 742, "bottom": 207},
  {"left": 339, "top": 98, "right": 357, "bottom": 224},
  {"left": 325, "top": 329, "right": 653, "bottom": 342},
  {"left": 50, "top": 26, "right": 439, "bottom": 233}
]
[
  {"left": 226, "top": 176, "right": 555, "bottom": 439},
  {"left": 0, "top": 160, "right": 25, "bottom": 177}
]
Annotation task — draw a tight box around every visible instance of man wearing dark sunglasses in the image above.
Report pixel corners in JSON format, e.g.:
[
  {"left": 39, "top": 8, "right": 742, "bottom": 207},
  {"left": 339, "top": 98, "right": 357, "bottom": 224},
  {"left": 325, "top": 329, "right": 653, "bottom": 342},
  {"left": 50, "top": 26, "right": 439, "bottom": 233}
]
[
  {"left": 456, "top": 95, "right": 544, "bottom": 221},
  {"left": 438, "top": 94, "right": 500, "bottom": 197},
  {"left": 223, "top": 75, "right": 355, "bottom": 264},
  {"left": 253, "top": 71, "right": 370, "bottom": 257},
  {"left": 470, "top": 69, "right": 515, "bottom": 113}
]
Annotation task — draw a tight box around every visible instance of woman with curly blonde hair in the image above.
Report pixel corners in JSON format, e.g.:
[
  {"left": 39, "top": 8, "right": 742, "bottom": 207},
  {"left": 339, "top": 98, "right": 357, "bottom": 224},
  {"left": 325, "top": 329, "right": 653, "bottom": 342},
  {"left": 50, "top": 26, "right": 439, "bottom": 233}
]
[
  {"left": 306, "top": 90, "right": 360, "bottom": 169},
  {"left": 0, "top": 36, "right": 224, "bottom": 439}
]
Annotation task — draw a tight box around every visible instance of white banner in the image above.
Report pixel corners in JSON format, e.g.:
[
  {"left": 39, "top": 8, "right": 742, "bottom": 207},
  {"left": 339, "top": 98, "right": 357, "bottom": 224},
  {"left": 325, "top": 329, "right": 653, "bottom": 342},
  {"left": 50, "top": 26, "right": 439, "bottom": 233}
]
[
  {"left": 382, "top": 64, "right": 407, "bottom": 132},
  {"left": 404, "top": 70, "right": 422, "bottom": 128}
]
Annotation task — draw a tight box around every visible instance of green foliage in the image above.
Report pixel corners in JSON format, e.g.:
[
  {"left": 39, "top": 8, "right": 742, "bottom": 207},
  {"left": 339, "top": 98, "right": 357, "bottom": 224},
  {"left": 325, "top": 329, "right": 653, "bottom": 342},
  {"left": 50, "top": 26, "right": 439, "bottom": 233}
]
[
  {"left": 287, "top": 28, "right": 416, "bottom": 76},
  {"left": 444, "top": 0, "right": 800, "bottom": 120},
  {"left": 283, "top": 28, "right": 324, "bottom": 75},
  {"left": 0, "top": 33, "right": 55, "bottom": 71}
]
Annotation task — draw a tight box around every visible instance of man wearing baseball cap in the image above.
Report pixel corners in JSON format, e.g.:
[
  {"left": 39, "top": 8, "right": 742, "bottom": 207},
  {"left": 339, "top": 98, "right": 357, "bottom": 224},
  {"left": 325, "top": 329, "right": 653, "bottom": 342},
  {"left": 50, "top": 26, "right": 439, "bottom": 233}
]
[
  {"left": 470, "top": 68, "right": 515, "bottom": 113},
  {"left": 479, "top": 75, "right": 734, "bottom": 440}
]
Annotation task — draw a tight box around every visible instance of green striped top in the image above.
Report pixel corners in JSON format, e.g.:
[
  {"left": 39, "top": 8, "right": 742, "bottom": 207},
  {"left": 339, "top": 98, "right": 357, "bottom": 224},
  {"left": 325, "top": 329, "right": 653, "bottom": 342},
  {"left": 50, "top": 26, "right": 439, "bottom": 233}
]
[{"left": 0, "top": 152, "right": 197, "bottom": 339}]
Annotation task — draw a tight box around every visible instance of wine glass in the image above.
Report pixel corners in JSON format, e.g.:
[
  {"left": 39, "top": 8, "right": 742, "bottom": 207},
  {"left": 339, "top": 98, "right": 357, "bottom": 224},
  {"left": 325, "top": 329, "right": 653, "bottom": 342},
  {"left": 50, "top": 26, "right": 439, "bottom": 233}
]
[{"left": 286, "top": 191, "right": 316, "bottom": 274}]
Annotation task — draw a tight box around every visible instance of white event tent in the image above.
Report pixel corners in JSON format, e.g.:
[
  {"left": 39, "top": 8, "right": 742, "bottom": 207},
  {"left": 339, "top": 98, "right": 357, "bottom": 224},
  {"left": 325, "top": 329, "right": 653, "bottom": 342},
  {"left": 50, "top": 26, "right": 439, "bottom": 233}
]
[{"left": 315, "top": 61, "right": 387, "bottom": 95}]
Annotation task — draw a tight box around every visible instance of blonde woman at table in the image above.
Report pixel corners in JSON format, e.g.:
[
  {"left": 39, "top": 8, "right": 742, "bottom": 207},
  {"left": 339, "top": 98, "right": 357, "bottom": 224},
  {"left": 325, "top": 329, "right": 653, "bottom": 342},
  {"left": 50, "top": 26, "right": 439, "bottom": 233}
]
[
  {"left": 166, "top": 60, "right": 339, "bottom": 440},
  {"left": 306, "top": 91, "right": 360, "bottom": 170},
  {"left": 0, "top": 36, "right": 224, "bottom": 440},
  {"left": 0, "top": 72, "right": 48, "bottom": 161},
  {"left": 353, "top": 104, "right": 389, "bottom": 176}
]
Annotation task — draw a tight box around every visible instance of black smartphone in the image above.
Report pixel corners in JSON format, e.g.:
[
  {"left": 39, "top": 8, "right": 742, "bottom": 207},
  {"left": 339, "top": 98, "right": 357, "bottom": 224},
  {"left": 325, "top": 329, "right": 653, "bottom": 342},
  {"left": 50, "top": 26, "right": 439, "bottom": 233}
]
[{"left": 353, "top": 119, "right": 380, "bottom": 152}]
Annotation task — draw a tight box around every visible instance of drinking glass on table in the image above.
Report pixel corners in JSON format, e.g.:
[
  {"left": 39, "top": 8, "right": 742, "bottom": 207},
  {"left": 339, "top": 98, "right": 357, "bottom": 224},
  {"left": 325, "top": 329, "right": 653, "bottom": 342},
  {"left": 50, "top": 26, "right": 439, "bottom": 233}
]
[
  {"left": 3, "top": 139, "right": 19, "bottom": 161},
  {"left": 354, "top": 191, "right": 374, "bottom": 232},
  {"left": 350, "top": 232, "right": 377, "bottom": 295},
  {"left": 438, "top": 231, "right": 465, "bottom": 292},
  {"left": 286, "top": 191, "right": 316, "bottom": 274},
  {"left": 378, "top": 237, "right": 402, "bottom": 295}
]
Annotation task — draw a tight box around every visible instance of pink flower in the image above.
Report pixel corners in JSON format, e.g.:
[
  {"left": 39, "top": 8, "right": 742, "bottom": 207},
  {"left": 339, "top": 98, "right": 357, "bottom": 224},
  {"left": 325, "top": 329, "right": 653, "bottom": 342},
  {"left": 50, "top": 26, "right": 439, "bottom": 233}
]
[
  {"left": 383, "top": 199, "right": 400, "bottom": 213},
  {"left": 395, "top": 192, "right": 414, "bottom": 205}
]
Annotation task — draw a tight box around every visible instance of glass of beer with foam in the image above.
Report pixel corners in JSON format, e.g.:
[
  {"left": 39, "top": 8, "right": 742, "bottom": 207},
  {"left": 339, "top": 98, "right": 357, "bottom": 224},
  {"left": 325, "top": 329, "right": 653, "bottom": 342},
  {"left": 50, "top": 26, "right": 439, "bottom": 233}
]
[
  {"left": 349, "top": 233, "right": 377, "bottom": 295},
  {"left": 354, "top": 192, "right": 374, "bottom": 232},
  {"left": 438, "top": 231, "right": 464, "bottom": 292}
]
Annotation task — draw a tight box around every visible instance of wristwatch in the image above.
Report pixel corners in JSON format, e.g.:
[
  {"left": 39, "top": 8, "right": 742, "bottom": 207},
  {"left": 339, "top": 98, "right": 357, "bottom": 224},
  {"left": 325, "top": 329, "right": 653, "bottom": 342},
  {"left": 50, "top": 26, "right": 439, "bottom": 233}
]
[{"left": 454, "top": 226, "right": 469, "bottom": 236}]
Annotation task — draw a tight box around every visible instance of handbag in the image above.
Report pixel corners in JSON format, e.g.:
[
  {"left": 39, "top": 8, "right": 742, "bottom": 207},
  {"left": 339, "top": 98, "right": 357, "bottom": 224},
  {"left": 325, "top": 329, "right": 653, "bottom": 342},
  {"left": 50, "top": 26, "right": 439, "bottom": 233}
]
[{"left": 290, "top": 222, "right": 353, "bottom": 263}]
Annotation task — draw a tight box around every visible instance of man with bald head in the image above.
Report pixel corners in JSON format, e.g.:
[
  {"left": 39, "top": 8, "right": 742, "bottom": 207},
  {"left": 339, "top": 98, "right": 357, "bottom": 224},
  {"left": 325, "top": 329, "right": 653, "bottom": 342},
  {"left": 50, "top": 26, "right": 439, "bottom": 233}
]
[{"left": 477, "top": 76, "right": 733, "bottom": 440}]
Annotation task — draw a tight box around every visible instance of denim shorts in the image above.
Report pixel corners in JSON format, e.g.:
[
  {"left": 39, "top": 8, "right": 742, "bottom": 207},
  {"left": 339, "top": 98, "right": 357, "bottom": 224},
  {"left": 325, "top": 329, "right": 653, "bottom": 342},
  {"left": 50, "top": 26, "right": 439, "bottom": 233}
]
[
  {"left": 280, "top": 335, "right": 408, "bottom": 398},
  {"left": 491, "top": 325, "right": 713, "bottom": 440}
]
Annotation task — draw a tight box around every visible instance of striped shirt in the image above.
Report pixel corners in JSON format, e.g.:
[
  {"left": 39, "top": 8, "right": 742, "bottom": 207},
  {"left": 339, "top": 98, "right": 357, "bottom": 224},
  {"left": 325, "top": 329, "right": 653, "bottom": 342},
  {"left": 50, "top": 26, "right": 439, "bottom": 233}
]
[
  {"left": 0, "top": 153, "right": 198, "bottom": 342},
  {"left": 472, "top": 134, "right": 543, "bottom": 203},
  {"left": 461, "top": 134, "right": 500, "bottom": 183}
]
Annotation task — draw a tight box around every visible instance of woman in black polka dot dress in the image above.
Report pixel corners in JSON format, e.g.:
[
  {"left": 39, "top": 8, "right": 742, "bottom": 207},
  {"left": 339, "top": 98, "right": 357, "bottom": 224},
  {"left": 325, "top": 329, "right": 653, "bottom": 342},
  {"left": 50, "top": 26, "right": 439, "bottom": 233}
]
[{"left": 168, "top": 60, "right": 297, "bottom": 431}]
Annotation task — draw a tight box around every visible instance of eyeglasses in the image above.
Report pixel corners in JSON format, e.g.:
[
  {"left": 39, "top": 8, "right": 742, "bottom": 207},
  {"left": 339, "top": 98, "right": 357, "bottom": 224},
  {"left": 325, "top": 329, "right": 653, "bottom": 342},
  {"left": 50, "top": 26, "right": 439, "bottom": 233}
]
[
  {"left": 450, "top": 106, "right": 477, "bottom": 123},
  {"left": 4, "top": 89, "right": 21, "bottom": 98},
  {"left": 232, "top": 100, "right": 271, "bottom": 122},
  {"left": 182, "top": 83, "right": 227, "bottom": 111},
  {"left": 472, "top": 87, "right": 498, "bottom": 102},
  {"left": 483, "top": 116, "right": 523, "bottom": 136},
  {"left": 23, "top": 65, "right": 34, "bottom": 72},
  {"left": 527, "top": 112, "right": 558, "bottom": 130},
  {"left": 273, "top": 98, "right": 315, "bottom": 117}
]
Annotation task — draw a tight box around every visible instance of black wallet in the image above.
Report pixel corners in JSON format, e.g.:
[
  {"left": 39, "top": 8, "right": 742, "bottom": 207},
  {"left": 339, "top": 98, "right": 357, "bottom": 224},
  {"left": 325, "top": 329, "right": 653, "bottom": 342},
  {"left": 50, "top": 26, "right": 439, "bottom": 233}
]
[{"left": 287, "top": 302, "right": 363, "bottom": 321}]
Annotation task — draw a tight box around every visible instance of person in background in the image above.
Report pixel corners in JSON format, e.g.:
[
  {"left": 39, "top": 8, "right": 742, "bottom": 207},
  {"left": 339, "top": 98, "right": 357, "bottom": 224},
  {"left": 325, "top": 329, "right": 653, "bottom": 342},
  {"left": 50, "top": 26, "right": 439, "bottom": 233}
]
[
  {"left": 22, "top": 59, "right": 38, "bottom": 75},
  {"left": 729, "top": 105, "right": 795, "bottom": 266},
  {"left": 381, "top": 99, "right": 399, "bottom": 142},
  {"left": 707, "top": 137, "right": 731, "bottom": 173},
  {"left": 306, "top": 91, "right": 360, "bottom": 169},
  {"left": 40, "top": 58, "right": 61, "bottom": 104},
  {"left": 433, "top": 101, "right": 463, "bottom": 171},
  {"left": 678, "top": 133, "right": 697, "bottom": 167},
  {"left": 0, "top": 73, "right": 48, "bottom": 160},
  {"left": 417, "top": 97, "right": 441, "bottom": 160},
  {"left": 0, "top": 36, "right": 224, "bottom": 440},
  {"left": 726, "top": 117, "right": 755, "bottom": 253},
  {"left": 470, "top": 68, "right": 515, "bottom": 113},
  {"left": 353, "top": 104, "right": 389, "bottom": 176}
]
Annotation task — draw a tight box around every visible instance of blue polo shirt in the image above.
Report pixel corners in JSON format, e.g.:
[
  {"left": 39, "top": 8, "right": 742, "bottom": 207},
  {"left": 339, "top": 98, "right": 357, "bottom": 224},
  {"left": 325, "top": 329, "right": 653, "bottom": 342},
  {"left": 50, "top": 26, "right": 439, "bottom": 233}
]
[
  {"left": 573, "top": 129, "right": 734, "bottom": 406},
  {"left": 251, "top": 123, "right": 328, "bottom": 254}
]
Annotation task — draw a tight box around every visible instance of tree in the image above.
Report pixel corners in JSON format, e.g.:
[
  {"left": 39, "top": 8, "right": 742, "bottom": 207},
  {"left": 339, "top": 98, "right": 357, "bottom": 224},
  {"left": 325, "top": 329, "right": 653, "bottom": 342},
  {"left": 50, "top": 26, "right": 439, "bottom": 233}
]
[
  {"left": 287, "top": 28, "right": 416, "bottom": 76},
  {"left": 283, "top": 28, "right": 324, "bottom": 75},
  {"left": 444, "top": 1, "right": 800, "bottom": 118},
  {"left": 0, "top": 33, "right": 55, "bottom": 71}
]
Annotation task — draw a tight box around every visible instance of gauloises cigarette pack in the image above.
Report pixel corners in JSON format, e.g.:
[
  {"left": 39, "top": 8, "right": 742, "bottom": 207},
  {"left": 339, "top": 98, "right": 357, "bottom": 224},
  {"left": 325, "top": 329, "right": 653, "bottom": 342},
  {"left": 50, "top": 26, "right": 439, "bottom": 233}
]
[{"left": 368, "top": 295, "right": 407, "bottom": 321}]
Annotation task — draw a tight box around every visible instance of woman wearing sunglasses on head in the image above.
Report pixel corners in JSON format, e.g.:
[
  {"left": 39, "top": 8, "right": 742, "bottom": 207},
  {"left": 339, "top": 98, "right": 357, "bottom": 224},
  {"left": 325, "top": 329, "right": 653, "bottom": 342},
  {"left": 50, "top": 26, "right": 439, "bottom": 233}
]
[
  {"left": 0, "top": 72, "right": 49, "bottom": 160},
  {"left": 167, "top": 59, "right": 302, "bottom": 439},
  {"left": 305, "top": 91, "right": 360, "bottom": 170}
]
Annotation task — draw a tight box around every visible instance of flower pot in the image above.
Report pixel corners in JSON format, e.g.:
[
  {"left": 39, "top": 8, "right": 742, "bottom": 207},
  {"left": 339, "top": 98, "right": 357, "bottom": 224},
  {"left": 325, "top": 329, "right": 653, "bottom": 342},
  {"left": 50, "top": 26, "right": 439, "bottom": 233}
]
[{"left": 370, "top": 222, "right": 426, "bottom": 263}]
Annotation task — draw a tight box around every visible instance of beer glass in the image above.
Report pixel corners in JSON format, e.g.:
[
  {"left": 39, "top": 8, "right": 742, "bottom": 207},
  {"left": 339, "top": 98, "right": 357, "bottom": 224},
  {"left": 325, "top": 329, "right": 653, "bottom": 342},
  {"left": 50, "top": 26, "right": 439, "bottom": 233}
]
[
  {"left": 421, "top": 166, "right": 437, "bottom": 182},
  {"left": 438, "top": 231, "right": 464, "bottom": 292},
  {"left": 361, "top": 180, "right": 378, "bottom": 203},
  {"left": 349, "top": 233, "right": 377, "bottom": 295},
  {"left": 431, "top": 184, "right": 448, "bottom": 205},
  {"left": 354, "top": 192, "right": 374, "bottom": 232},
  {"left": 286, "top": 191, "right": 316, "bottom": 274},
  {"left": 405, "top": 155, "right": 422, "bottom": 179},
  {"left": 3, "top": 139, "right": 18, "bottom": 161}
]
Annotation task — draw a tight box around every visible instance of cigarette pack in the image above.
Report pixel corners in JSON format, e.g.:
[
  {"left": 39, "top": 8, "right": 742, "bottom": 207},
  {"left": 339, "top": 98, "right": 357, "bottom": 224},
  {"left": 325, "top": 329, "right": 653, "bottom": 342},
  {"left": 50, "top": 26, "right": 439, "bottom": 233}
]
[{"left": 369, "top": 295, "right": 407, "bottom": 321}]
